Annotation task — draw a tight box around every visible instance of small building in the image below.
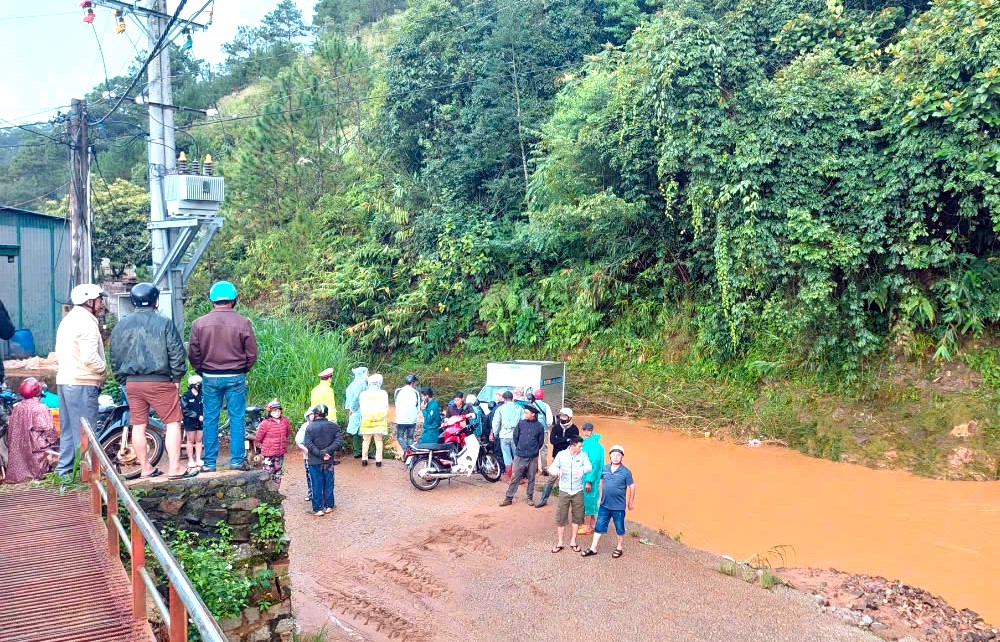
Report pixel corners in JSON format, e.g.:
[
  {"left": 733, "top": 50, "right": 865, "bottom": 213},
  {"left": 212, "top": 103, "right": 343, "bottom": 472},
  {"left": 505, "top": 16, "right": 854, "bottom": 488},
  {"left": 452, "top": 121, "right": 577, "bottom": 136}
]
[{"left": 0, "top": 206, "right": 70, "bottom": 358}]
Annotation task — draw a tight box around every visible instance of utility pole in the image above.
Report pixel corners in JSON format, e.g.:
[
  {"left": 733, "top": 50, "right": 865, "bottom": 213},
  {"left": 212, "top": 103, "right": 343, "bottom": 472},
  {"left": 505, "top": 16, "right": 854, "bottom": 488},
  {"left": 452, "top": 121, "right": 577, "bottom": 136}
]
[{"left": 68, "top": 98, "right": 91, "bottom": 287}]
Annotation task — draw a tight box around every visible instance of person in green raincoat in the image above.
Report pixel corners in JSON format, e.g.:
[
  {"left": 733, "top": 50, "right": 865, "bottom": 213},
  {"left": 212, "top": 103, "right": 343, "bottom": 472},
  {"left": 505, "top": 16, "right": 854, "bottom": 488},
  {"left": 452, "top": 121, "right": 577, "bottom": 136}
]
[
  {"left": 344, "top": 366, "right": 369, "bottom": 458},
  {"left": 579, "top": 422, "right": 604, "bottom": 535}
]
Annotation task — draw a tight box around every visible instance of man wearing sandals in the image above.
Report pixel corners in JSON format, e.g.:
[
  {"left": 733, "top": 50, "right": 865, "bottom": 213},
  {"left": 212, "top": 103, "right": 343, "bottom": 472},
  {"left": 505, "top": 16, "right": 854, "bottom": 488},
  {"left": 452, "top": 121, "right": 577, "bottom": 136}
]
[
  {"left": 110, "top": 283, "right": 192, "bottom": 480},
  {"left": 547, "top": 435, "right": 591, "bottom": 554},
  {"left": 582, "top": 444, "right": 635, "bottom": 559}
]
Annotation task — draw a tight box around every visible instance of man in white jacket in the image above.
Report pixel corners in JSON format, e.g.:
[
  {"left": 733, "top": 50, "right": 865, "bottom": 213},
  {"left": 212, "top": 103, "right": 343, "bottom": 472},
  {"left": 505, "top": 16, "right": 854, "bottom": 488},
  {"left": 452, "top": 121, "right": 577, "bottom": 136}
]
[{"left": 55, "top": 284, "right": 108, "bottom": 475}]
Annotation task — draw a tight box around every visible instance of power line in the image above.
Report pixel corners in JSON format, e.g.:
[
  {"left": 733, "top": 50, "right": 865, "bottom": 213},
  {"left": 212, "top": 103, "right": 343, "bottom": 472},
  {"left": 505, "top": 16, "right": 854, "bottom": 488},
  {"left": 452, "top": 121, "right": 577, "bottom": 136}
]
[
  {"left": 0, "top": 116, "right": 66, "bottom": 145},
  {"left": 90, "top": 0, "right": 189, "bottom": 127},
  {"left": 5, "top": 183, "right": 71, "bottom": 209},
  {"left": 0, "top": 11, "right": 79, "bottom": 21}
]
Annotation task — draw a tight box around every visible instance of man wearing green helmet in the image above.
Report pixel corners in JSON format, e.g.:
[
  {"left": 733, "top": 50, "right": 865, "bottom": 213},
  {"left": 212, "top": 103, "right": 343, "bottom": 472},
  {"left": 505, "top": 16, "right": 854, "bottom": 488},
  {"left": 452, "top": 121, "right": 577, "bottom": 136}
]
[{"left": 189, "top": 281, "right": 258, "bottom": 472}]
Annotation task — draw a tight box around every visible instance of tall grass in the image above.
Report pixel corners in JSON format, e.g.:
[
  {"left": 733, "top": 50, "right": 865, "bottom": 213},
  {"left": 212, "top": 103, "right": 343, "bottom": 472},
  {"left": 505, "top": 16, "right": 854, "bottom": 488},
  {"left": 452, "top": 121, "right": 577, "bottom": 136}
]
[{"left": 244, "top": 314, "right": 358, "bottom": 423}]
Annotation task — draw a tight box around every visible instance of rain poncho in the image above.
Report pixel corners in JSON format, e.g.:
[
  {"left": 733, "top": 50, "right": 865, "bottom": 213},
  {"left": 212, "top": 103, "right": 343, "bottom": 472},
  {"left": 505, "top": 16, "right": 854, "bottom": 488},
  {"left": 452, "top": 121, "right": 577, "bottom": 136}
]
[
  {"left": 581, "top": 432, "right": 605, "bottom": 516},
  {"left": 310, "top": 378, "right": 338, "bottom": 418},
  {"left": 359, "top": 376, "right": 389, "bottom": 435},
  {"left": 4, "top": 397, "right": 58, "bottom": 484},
  {"left": 418, "top": 398, "right": 442, "bottom": 444},
  {"left": 344, "top": 367, "right": 368, "bottom": 435}
]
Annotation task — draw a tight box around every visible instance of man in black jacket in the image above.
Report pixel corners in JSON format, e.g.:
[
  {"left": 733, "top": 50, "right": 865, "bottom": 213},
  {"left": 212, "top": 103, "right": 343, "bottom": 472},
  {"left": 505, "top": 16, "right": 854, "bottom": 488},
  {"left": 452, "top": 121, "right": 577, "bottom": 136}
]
[
  {"left": 110, "top": 283, "right": 190, "bottom": 480},
  {"left": 0, "top": 297, "right": 15, "bottom": 385},
  {"left": 499, "top": 404, "right": 546, "bottom": 507},
  {"left": 303, "top": 403, "right": 342, "bottom": 515}
]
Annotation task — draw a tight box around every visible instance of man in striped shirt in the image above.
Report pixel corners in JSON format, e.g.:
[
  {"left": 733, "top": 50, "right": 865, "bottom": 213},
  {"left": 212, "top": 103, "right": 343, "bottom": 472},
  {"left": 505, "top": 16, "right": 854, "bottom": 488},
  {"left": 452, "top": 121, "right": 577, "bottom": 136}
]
[{"left": 547, "top": 435, "right": 592, "bottom": 554}]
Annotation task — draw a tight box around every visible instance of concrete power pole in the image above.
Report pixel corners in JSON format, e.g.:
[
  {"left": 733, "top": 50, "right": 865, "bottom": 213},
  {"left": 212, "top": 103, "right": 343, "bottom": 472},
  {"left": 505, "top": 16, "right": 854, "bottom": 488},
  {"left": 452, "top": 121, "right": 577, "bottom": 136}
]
[
  {"left": 147, "top": 0, "right": 179, "bottom": 324},
  {"left": 68, "top": 98, "right": 91, "bottom": 288}
]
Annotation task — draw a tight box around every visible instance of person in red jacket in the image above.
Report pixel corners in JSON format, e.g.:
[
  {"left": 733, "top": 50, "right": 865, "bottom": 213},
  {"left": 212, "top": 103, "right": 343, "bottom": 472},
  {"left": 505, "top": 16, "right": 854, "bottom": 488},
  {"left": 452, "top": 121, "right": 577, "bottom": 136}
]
[{"left": 255, "top": 399, "right": 291, "bottom": 486}]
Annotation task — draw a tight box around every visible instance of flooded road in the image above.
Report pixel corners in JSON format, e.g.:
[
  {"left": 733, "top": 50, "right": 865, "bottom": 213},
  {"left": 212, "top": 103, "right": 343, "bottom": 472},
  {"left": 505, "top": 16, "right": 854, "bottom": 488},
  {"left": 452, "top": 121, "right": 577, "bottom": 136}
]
[{"left": 584, "top": 415, "right": 1000, "bottom": 624}]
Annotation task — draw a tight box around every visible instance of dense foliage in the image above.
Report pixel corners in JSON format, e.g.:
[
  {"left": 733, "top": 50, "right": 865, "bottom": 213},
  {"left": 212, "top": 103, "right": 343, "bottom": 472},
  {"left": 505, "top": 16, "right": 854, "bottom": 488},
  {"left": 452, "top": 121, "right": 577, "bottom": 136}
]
[{"left": 4, "top": 0, "right": 998, "bottom": 381}]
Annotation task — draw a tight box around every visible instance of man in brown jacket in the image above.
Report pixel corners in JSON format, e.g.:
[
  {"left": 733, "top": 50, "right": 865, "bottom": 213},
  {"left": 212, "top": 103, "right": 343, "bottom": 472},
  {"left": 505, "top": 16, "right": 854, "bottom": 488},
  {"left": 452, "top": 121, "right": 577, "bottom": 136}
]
[{"left": 188, "top": 281, "right": 257, "bottom": 472}]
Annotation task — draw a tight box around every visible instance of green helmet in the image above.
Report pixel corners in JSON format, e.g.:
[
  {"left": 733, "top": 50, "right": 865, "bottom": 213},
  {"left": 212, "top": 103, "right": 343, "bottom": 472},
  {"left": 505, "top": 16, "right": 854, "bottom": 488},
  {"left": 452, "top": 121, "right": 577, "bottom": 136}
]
[{"left": 209, "top": 280, "right": 238, "bottom": 303}]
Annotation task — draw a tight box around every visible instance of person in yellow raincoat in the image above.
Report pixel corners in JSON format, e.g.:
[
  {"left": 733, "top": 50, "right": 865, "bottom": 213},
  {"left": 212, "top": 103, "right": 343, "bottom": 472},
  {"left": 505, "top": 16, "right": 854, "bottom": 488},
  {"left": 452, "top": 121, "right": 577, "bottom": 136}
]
[
  {"left": 358, "top": 373, "right": 388, "bottom": 467},
  {"left": 311, "top": 368, "right": 338, "bottom": 418}
]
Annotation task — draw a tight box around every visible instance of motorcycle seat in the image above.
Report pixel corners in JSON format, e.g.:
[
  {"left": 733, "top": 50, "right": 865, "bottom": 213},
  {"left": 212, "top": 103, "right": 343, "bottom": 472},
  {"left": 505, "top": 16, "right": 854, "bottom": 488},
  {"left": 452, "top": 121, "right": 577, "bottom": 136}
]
[
  {"left": 410, "top": 443, "right": 456, "bottom": 453},
  {"left": 246, "top": 405, "right": 264, "bottom": 413}
]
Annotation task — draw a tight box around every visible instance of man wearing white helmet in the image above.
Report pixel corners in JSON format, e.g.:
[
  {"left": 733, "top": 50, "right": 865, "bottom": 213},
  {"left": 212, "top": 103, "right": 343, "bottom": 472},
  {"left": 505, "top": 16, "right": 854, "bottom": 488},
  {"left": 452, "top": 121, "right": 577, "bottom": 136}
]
[
  {"left": 581, "top": 444, "right": 636, "bottom": 559},
  {"left": 55, "top": 284, "right": 108, "bottom": 475}
]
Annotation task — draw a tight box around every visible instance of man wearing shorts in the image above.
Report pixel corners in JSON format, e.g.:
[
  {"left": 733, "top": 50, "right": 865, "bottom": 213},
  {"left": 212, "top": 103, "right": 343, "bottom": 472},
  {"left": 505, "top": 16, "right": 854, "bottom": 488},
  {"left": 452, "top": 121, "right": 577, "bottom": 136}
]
[
  {"left": 547, "top": 435, "right": 591, "bottom": 554},
  {"left": 110, "top": 283, "right": 192, "bottom": 479},
  {"left": 582, "top": 444, "right": 635, "bottom": 559}
]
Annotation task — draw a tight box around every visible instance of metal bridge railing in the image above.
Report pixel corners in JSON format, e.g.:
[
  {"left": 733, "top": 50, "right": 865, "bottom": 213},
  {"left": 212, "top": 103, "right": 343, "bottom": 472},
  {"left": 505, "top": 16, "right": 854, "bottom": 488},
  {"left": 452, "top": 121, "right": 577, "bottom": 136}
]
[{"left": 80, "top": 418, "right": 227, "bottom": 642}]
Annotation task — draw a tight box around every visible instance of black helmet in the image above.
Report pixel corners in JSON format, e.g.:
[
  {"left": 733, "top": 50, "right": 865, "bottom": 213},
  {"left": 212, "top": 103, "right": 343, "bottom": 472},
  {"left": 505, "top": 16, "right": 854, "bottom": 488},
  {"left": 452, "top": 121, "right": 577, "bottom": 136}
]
[
  {"left": 404, "top": 374, "right": 418, "bottom": 385},
  {"left": 129, "top": 282, "right": 159, "bottom": 308},
  {"left": 312, "top": 403, "right": 329, "bottom": 418}
]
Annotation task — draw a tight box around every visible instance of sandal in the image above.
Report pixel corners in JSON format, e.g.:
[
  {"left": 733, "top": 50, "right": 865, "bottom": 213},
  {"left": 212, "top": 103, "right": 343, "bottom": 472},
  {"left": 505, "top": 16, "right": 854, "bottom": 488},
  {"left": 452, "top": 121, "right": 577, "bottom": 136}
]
[
  {"left": 612, "top": 549, "right": 623, "bottom": 558},
  {"left": 580, "top": 549, "right": 598, "bottom": 557},
  {"left": 570, "top": 544, "right": 581, "bottom": 553},
  {"left": 140, "top": 468, "right": 162, "bottom": 479},
  {"left": 168, "top": 469, "right": 199, "bottom": 480},
  {"left": 551, "top": 545, "right": 564, "bottom": 554}
]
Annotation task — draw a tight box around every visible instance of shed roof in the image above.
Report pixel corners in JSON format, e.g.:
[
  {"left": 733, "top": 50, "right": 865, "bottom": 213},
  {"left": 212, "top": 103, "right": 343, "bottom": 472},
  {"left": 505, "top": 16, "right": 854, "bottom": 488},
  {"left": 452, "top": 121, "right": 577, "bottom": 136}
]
[{"left": 0, "top": 205, "right": 68, "bottom": 223}]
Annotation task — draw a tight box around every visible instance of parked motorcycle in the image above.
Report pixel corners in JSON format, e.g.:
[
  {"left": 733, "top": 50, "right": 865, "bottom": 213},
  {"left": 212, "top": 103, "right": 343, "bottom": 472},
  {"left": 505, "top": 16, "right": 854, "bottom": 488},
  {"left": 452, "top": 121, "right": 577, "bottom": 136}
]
[
  {"left": 97, "top": 394, "right": 166, "bottom": 480},
  {"left": 404, "top": 417, "right": 502, "bottom": 491}
]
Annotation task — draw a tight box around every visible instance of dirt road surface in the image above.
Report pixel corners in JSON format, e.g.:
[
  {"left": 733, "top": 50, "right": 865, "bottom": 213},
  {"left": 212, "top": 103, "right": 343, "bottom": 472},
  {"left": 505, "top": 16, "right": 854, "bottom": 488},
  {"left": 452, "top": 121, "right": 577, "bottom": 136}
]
[{"left": 281, "top": 451, "right": 879, "bottom": 642}]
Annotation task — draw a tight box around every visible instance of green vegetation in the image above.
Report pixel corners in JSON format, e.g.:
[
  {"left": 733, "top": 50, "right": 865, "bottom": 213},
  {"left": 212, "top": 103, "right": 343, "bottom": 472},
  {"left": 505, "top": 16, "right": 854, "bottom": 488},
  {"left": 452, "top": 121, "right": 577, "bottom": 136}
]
[{"left": 4, "top": 0, "right": 998, "bottom": 478}]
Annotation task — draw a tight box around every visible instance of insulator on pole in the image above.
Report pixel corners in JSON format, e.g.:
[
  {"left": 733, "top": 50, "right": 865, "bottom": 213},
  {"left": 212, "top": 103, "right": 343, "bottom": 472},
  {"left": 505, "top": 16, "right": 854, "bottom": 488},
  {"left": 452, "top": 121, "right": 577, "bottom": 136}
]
[
  {"left": 177, "top": 152, "right": 188, "bottom": 174},
  {"left": 202, "top": 155, "right": 214, "bottom": 176}
]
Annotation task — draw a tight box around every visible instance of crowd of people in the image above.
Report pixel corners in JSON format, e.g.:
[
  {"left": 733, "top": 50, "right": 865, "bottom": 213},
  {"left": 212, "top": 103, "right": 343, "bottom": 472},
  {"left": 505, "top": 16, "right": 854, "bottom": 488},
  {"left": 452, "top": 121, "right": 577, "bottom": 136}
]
[{"left": 1, "top": 282, "right": 637, "bottom": 556}]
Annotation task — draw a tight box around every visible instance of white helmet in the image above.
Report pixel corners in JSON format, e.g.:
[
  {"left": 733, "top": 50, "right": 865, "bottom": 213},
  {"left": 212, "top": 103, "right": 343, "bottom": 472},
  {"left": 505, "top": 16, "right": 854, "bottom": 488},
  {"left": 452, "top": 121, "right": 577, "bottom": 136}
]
[
  {"left": 187, "top": 375, "right": 203, "bottom": 386},
  {"left": 465, "top": 393, "right": 478, "bottom": 405},
  {"left": 70, "top": 283, "right": 107, "bottom": 305}
]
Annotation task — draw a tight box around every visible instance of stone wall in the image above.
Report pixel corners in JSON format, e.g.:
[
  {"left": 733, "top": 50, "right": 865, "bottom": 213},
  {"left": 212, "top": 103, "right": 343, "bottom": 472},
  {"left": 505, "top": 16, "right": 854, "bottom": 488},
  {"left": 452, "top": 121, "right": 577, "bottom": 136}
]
[{"left": 131, "top": 471, "right": 293, "bottom": 642}]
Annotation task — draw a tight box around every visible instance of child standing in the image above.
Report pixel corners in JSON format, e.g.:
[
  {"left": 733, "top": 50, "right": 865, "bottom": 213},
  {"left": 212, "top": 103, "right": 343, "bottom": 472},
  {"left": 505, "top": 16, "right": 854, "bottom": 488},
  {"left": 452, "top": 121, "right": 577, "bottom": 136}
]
[
  {"left": 180, "top": 376, "right": 204, "bottom": 468},
  {"left": 296, "top": 406, "right": 317, "bottom": 502},
  {"left": 255, "top": 399, "right": 291, "bottom": 486}
]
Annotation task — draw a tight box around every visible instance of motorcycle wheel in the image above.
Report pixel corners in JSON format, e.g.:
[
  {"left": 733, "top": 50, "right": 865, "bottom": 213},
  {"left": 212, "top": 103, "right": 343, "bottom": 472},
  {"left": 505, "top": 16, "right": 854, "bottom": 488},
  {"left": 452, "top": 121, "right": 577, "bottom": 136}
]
[
  {"left": 409, "top": 459, "right": 440, "bottom": 491},
  {"left": 478, "top": 453, "right": 502, "bottom": 483},
  {"left": 101, "top": 425, "right": 166, "bottom": 480}
]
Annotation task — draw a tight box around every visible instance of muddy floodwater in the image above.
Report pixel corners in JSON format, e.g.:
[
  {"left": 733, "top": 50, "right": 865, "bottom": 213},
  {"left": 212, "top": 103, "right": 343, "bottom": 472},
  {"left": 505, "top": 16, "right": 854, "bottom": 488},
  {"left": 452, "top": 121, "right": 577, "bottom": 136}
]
[{"left": 584, "top": 415, "right": 1000, "bottom": 624}]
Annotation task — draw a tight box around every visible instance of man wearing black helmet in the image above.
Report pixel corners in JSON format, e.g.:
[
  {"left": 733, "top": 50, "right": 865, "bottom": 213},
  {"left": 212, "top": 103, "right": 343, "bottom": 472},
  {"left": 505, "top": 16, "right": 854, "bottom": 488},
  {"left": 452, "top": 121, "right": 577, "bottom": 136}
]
[{"left": 110, "top": 282, "right": 191, "bottom": 480}]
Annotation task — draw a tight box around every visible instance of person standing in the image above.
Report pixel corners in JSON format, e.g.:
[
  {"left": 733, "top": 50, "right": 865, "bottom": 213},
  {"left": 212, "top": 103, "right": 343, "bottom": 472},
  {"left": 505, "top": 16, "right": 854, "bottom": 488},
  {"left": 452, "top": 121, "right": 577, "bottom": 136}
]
[
  {"left": 547, "top": 435, "right": 592, "bottom": 553},
  {"left": 498, "top": 404, "right": 545, "bottom": 507},
  {"left": 465, "top": 394, "right": 483, "bottom": 437},
  {"left": 393, "top": 374, "right": 420, "bottom": 452},
  {"left": 255, "top": 399, "right": 291, "bottom": 486},
  {"left": 110, "top": 283, "right": 191, "bottom": 480},
  {"left": 310, "top": 368, "right": 338, "bottom": 418},
  {"left": 55, "top": 284, "right": 108, "bottom": 476},
  {"left": 529, "top": 390, "right": 554, "bottom": 474},
  {"left": 582, "top": 444, "right": 636, "bottom": 559},
  {"left": 295, "top": 406, "right": 318, "bottom": 502},
  {"left": 302, "top": 404, "right": 342, "bottom": 515},
  {"left": 490, "top": 391, "right": 523, "bottom": 480},
  {"left": 0, "top": 297, "right": 15, "bottom": 385},
  {"left": 188, "top": 281, "right": 258, "bottom": 473},
  {"left": 579, "top": 422, "right": 605, "bottom": 535},
  {"left": 4, "top": 378, "right": 59, "bottom": 483},
  {"left": 417, "top": 387, "right": 442, "bottom": 445},
  {"left": 534, "top": 408, "right": 579, "bottom": 508},
  {"left": 358, "top": 373, "right": 389, "bottom": 467},
  {"left": 344, "top": 366, "right": 368, "bottom": 458},
  {"left": 180, "top": 376, "right": 205, "bottom": 467}
]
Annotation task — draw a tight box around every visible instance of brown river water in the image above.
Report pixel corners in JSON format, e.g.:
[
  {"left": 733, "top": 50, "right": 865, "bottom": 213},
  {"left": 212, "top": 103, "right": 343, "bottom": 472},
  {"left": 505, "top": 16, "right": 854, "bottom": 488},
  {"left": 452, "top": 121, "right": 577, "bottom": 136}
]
[{"left": 582, "top": 415, "right": 1000, "bottom": 624}]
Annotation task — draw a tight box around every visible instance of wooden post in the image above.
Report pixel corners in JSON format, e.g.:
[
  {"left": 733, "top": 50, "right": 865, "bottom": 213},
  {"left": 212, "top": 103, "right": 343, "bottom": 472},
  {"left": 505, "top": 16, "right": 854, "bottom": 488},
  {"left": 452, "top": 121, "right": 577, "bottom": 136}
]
[
  {"left": 169, "top": 584, "right": 187, "bottom": 642},
  {"left": 80, "top": 421, "right": 90, "bottom": 482},
  {"left": 131, "top": 515, "right": 147, "bottom": 620},
  {"left": 68, "top": 98, "right": 90, "bottom": 287},
  {"left": 106, "top": 482, "right": 119, "bottom": 558},
  {"left": 90, "top": 453, "right": 102, "bottom": 515}
]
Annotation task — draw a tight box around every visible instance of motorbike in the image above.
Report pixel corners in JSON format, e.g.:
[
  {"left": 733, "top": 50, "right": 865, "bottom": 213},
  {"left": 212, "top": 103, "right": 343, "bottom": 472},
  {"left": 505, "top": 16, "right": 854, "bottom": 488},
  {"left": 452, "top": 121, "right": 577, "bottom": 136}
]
[
  {"left": 404, "top": 416, "right": 502, "bottom": 491},
  {"left": 97, "top": 394, "right": 167, "bottom": 480}
]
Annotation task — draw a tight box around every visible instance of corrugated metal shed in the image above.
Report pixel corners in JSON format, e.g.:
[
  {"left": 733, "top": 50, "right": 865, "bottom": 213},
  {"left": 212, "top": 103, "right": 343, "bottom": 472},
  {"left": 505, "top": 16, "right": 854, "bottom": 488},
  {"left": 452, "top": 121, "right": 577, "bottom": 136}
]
[{"left": 0, "top": 206, "right": 70, "bottom": 357}]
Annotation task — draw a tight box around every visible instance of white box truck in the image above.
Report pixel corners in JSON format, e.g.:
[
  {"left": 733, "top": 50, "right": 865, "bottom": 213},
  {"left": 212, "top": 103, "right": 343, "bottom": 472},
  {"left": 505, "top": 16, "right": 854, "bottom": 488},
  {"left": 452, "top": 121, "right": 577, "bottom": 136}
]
[{"left": 476, "top": 360, "right": 566, "bottom": 412}]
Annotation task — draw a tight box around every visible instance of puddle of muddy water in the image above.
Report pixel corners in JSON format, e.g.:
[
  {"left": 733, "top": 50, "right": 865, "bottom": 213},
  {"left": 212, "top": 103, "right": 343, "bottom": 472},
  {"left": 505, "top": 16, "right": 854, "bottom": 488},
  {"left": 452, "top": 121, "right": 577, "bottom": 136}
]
[{"left": 581, "top": 415, "right": 1000, "bottom": 624}]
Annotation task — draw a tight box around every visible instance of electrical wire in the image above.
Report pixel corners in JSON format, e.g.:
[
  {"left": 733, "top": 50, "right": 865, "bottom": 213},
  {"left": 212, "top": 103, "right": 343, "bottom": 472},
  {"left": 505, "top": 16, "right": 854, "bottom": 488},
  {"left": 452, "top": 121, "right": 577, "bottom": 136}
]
[
  {"left": 90, "top": 0, "right": 189, "bottom": 127},
  {"left": 0, "top": 11, "right": 79, "bottom": 21},
  {"left": 5, "top": 183, "right": 71, "bottom": 209},
  {"left": 0, "top": 116, "right": 66, "bottom": 145}
]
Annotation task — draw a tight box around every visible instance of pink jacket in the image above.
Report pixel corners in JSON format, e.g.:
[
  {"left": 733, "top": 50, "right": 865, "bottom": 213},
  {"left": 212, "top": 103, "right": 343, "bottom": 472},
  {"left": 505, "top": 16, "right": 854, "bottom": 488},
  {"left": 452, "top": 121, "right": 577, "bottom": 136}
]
[{"left": 254, "top": 416, "right": 291, "bottom": 457}]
